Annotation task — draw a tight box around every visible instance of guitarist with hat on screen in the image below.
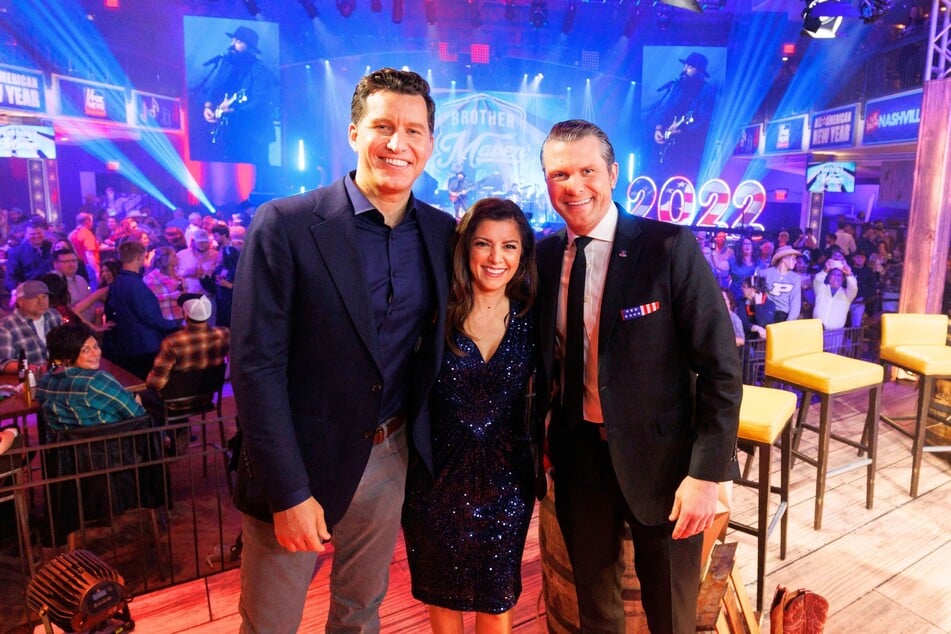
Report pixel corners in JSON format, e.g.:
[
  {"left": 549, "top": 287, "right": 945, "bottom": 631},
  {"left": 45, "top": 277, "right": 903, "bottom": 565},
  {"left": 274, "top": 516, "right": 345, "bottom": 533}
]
[
  {"left": 650, "top": 51, "right": 717, "bottom": 186},
  {"left": 195, "top": 25, "right": 276, "bottom": 164}
]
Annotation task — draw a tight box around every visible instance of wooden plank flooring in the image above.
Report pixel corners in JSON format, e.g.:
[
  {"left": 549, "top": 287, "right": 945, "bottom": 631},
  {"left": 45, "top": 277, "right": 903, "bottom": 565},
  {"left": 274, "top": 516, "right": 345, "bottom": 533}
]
[{"left": 38, "top": 380, "right": 951, "bottom": 633}]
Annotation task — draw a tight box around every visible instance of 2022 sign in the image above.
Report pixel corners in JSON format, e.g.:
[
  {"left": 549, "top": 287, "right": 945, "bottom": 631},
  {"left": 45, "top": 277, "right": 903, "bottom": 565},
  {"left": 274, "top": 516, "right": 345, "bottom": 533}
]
[{"left": 626, "top": 176, "right": 767, "bottom": 230}]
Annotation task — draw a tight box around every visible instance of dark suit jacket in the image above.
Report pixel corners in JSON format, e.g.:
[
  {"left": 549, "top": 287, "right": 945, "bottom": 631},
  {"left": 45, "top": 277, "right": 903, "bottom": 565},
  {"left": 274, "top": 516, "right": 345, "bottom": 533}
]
[
  {"left": 537, "top": 206, "right": 741, "bottom": 526},
  {"left": 231, "top": 177, "right": 456, "bottom": 528}
]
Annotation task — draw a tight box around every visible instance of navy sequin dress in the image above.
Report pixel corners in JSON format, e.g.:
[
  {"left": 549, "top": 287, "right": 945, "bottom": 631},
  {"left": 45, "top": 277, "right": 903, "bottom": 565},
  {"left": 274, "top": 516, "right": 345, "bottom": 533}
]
[{"left": 403, "top": 306, "right": 535, "bottom": 614}]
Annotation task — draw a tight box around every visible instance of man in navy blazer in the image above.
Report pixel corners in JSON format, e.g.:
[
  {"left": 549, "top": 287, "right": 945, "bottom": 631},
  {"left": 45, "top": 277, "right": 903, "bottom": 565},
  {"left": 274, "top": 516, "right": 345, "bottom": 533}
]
[
  {"left": 536, "top": 120, "right": 741, "bottom": 633},
  {"left": 231, "top": 68, "right": 456, "bottom": 633}
]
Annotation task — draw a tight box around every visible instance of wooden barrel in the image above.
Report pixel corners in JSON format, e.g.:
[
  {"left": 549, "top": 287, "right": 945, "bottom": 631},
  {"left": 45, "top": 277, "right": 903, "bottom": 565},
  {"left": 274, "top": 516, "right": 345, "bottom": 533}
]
[{"left": 538, "top": 488, "right": 648, "bottom": 633}]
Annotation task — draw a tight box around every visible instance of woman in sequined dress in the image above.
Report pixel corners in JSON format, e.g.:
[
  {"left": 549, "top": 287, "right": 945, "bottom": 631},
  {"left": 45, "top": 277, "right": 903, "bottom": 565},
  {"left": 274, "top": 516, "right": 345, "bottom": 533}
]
[{"left": 403, "top": 198, "right": 539, "bottom": 633}]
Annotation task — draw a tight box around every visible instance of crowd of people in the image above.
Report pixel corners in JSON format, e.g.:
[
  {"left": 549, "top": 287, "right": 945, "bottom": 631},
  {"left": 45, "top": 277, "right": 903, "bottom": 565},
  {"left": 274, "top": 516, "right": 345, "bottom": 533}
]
[
  {"left": 1, "top": 65, "right": 915, "bottom": 634},
  {"left": 699, "top": 220, "right": 905, "bottom": 353},
  {"left": 0, "top": 199, "right": 241, "bottom": 444}
]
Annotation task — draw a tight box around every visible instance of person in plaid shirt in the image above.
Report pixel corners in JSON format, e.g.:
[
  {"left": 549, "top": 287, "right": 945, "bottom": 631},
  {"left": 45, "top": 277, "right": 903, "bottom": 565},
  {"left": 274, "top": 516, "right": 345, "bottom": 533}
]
[
  {"left": 0, "top": 280, "right": 63, "bottom": 373},
  {"left": 145, "top": 295, "right": 229, "bottom": 392},
  {"left": 35, "top": 321, "right": 145, "bottom": 430}
]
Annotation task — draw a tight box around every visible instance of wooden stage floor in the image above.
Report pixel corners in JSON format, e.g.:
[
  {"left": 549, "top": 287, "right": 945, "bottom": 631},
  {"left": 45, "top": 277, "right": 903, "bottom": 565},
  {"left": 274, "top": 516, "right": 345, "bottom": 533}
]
[{"left": 35, "top": 379, "right": 951, "bottom": 633}]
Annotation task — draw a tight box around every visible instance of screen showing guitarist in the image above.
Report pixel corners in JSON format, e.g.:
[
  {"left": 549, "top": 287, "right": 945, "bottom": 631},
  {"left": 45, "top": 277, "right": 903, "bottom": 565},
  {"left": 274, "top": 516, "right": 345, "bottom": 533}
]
[
  {"left": 192, "top": 26, "right": 276, "bottom": 164},
  {"left": 650, "top": 52, "right": 716, "bottom": 184},
  {"left": 447, "top": 171, "right": 473, "bottom": 219}
]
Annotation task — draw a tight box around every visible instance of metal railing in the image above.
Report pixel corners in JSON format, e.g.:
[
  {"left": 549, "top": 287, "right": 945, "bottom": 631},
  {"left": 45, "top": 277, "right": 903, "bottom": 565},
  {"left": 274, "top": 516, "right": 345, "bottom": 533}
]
[{"left": 0, "top": 416, "right": 242, "bottom": 630}]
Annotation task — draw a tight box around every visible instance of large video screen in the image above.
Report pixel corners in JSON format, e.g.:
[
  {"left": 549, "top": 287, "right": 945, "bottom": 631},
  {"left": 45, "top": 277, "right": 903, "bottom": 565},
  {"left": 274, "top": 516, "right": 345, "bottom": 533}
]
[
  {"left": 183, "top": 16, "right": 281, "bottom": 166},
  {"left": 0, "top": 124, "right": 56, "bottom": 159},
  {"left": 640, "top": 45, "right": 726, "bottom": 186},
  {"left": 806, "top": 161, "right": 856, "bottom": 193}
]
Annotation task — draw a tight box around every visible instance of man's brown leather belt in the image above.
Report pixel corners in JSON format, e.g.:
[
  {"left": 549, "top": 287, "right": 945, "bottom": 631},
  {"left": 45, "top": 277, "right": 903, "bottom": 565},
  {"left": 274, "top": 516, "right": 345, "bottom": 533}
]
[{"left": 372, "top": 414, "right": 406, "bottom": 445}]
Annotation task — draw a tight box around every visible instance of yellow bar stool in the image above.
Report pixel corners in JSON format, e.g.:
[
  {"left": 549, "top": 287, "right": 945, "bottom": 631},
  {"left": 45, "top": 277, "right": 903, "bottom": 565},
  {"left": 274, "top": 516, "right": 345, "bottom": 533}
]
[
  {"left": 879, "top": 313, "right": 951, "bottom": 498},
  {"left": 765, "top": 319, "right": 883, "bottom": 530},
  {"left": 730, "top": 384, "right": 796, "bottom": 613}
]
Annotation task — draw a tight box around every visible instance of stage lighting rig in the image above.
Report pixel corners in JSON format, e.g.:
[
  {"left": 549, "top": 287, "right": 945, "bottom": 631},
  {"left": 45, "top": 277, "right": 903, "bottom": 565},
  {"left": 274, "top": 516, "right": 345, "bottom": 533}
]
[
  {"left": 300, "top": 0, "right": 319, "bottom": 18},
  {"left": 372, "top": 0, "right": 383, "bottom": 12},
  {"left": 392, "top": 0, "right": 404, "bottom": 22},
  {"left": 424, "top": 0, "right": 437, "bottom": 24},
  {"left": 243, "top": 0, "right": 261, "bottom": 16},
  {"left": 505, "top": 0, "right": 516, "bottom": 21},
  {"left": 801, "top": 0, "right": 889, "bottom": 37},
  {"left": 801, "top": 0, "right": 855, "bottom": 37}
]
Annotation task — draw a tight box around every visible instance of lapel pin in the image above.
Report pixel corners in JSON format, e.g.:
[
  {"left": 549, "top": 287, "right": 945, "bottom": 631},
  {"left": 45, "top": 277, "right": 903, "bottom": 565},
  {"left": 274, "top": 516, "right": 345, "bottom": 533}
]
[{"left": 618, "top": 250, "right": 628, "bottom": 258}]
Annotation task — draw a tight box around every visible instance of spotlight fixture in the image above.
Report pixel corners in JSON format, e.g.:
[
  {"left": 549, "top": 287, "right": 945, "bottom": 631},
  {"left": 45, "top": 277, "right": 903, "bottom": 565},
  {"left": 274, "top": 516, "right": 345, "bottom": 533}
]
[
  {"left": 392, "top": 0, "right": 403, "bottom": 22},
  {"left": 299, "top": 0, "right": 319, "bottom": 18},
  {"left": 659, "top": 0, "right": 703, "bottom": 11},
  {"left": 505, "top": 0, "right": 516, "bottom": 21},
  {"left": 337, "top": 0, "right": 355, "bottom": 17},
  {"left": 530, "top": 0, "right": 547, "bottom": 27},
  {"left": 801, "top": 0, "right": 856, "bottom": 37},
  {"left": 243, "top": 0, "right": 261, "bottom": 15},
  {"left": 561, "top": 1, "right": 576, "bottom": 33},
  {"left": 424, "top": 0, "right": 437, "bottom": 24},
  {"left": 371, "top": 0, "right": 382, "bottom": 11}
]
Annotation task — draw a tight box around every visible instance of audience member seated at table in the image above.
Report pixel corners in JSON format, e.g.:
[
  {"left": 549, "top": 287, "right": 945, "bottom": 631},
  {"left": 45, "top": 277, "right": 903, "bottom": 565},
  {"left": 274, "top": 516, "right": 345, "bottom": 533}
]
[
  {"left": 40, "top": 273, "right": 109, "bottom": 333},
  {"left": 3, "top": 218, "right": 53, "bottom": 298},
  {"left": 35, "top": 322, "right": 145, "bottom": 431},
  {"left": 0, "top": 280, "right": 63, "bottom": 374},
  {"left": 144, "top": 295, "right": 229, "bottom": 393},
  {"left": 102, "top": 241, "right": 182, "bottom": 380},
  {"left": 141, "top": 295, "right": 228, "bottom": 427},
  {"left": 143, "top": 246, "right": 184, "bottom": 321},
  {"left": 737, "top": 276, "right": 775, "bottom": 341}
]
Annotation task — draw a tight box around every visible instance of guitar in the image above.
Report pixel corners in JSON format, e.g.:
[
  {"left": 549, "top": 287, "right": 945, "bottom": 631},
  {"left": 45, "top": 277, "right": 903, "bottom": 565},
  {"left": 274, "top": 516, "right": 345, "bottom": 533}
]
[
  {"left": 656, "top": 111, "right": 694, "bottom": 164},
  {"left": 209, "top": 90, "right": 248, "bottom": 143},
  {"left": 449, "top": 187, "right": 471, "bottom": 203}
]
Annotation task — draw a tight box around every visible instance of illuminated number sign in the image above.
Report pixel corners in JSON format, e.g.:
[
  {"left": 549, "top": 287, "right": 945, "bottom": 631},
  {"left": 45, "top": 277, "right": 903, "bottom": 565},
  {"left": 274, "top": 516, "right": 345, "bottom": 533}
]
[{"left": 625, "top": 176, "right": 767, "bottom": 230}]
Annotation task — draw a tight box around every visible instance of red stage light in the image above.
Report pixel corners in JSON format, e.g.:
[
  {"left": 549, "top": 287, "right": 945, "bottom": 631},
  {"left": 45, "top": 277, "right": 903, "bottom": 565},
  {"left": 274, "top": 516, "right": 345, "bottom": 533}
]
[
  {"left": 106, "top": 161, "right": 121, "bottom": 171},
  {"left": 471, "top": 43, "right": 490, "bottom": 64},
  {"left": 775, "top": 188, "right": 789, "bottom": 201},
  {"left": 781, "top": 42, "right": 796, "bottom": 56},
  {"left": 104, "top": 0, "right": 120, "bottom": 8},
  {"left": 438, "top": 42, "right": 458, "bottom": 62}
]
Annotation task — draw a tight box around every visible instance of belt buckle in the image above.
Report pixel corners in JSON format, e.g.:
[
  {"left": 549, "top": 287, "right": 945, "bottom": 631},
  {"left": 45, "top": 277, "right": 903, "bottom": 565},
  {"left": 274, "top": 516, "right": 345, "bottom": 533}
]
[{"left": 372, "top": 425, "right": 387, "bottom": 445}]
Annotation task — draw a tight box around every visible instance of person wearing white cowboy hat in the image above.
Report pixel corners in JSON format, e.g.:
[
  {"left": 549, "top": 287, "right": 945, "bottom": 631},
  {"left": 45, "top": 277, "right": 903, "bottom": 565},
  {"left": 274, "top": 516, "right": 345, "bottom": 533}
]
[{"left": 761, "top": 245, "right": 803, "bottom": 322}]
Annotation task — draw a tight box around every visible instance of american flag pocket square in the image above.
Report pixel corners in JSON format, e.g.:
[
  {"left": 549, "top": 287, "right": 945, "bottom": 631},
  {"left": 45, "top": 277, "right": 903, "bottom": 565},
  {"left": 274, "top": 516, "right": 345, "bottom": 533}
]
[{"left": 621, "top": 301, "right": 661, "bottom": 321}]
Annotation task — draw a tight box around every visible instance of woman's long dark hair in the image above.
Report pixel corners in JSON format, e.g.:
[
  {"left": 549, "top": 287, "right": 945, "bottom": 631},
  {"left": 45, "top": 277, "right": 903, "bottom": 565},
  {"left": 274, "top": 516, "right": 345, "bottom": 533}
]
[{"left": 446, "top": 198, "right": 536, "bottom": 355}]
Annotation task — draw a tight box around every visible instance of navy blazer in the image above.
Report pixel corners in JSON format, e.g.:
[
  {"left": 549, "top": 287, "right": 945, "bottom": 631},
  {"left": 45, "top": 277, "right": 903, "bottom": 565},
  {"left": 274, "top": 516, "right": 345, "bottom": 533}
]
[
  {"left": 231, "top": 178, "right": 456, "bottom": 528},
  {"left": 537, "top": 206, "right": 741, "bottom": 525}
]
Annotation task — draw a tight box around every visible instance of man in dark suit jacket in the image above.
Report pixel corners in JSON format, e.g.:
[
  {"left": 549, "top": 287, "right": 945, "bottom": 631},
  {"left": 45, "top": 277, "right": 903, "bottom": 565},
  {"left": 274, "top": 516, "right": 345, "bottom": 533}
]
[
  {"left": 536, "top": 120, "right": 741, "bottom": 633},
  {"left": 231, "top": 68, "right": 456, "bottom": 633}
]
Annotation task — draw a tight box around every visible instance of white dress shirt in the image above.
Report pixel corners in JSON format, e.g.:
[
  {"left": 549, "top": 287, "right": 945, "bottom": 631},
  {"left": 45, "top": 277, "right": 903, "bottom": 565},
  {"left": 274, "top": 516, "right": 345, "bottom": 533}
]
[{"left": 556, "top": 204, "right": 618, "bottom": 424}]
